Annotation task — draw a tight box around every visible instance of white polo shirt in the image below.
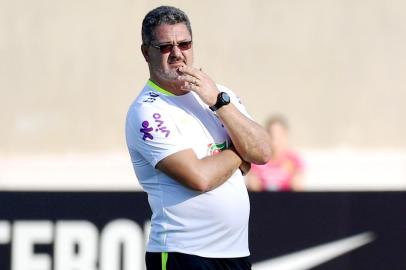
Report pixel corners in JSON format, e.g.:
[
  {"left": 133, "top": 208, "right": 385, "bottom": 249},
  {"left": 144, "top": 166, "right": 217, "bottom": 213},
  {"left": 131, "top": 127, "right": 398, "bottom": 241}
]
[{"left": 125, "top": 80, "right": 250, "bottom": 258}]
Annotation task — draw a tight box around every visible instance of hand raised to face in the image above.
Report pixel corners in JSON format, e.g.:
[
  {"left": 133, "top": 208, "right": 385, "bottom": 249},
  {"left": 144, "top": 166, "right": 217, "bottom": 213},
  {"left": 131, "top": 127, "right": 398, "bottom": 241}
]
[{"left": 177, "top": 66, "right": 220, "bottom": 106}]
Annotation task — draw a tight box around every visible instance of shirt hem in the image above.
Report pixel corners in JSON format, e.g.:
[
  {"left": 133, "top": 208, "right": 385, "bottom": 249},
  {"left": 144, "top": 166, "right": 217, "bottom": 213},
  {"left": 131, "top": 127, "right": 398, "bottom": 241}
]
[{"left": 146, "top": 247, "right": 250, "bottom": 258}]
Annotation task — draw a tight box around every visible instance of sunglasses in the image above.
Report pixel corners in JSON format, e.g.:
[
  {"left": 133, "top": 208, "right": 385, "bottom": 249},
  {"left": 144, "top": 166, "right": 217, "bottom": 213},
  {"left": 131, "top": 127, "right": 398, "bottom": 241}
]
[{"left": 150, "top": 40, "right": 193, "bottom": 54}]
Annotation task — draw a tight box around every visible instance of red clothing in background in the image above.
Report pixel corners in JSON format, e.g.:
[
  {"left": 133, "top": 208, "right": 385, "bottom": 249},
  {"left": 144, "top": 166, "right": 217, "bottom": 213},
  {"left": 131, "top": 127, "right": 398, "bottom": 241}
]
[{"left": 251, "top": 151, "right": 304, "bottom": 191}]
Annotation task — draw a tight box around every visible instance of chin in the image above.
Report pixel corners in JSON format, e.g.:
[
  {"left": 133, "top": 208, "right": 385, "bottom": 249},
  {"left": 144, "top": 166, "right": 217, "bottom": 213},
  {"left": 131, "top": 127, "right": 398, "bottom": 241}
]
[{"left": 154, "top": 69, "right": 177, "bottom": 81}]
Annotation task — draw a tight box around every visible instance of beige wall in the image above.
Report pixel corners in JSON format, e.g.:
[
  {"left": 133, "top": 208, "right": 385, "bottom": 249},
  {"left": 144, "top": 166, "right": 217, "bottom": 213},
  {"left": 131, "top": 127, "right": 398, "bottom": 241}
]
[{"left": 1, "top": 0, "right": 406, "bottom": 154}]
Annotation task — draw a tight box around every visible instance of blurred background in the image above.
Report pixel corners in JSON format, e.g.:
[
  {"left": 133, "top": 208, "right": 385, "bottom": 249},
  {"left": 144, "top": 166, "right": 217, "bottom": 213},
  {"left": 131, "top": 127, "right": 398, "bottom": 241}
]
[
  {"left": 1, "top": 1, "right": 406, "bottom": 269},
  {"left": 1, "top": 0, "right": 406, "bottom": 191}
]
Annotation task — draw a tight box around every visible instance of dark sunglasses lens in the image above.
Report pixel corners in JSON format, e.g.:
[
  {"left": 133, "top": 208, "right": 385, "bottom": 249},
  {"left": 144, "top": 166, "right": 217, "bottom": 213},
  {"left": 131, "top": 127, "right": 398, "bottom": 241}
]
[
  {"left": 178, "top": 41, "right": 192, "bottom": 50},
  {"left": 159, "top": 44, "right": 173, "bottom": 53},
  {"left": 155, "top": 41, "right": 192, "bottom": 53}
]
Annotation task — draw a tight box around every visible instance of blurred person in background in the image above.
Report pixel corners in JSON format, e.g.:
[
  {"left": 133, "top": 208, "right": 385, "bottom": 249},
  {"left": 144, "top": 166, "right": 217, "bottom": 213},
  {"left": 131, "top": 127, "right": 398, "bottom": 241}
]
[
  {"left": 126, "top": 5, "right": 272, "bottom": 270},
  {"left": 246, "top": 115, "right": 304, "bottom": 191}
]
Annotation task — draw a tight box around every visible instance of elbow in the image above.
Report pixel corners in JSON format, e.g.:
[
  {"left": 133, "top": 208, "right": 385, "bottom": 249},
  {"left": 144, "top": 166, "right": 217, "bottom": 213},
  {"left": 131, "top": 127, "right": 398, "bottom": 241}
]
[
  {"left": 255, "top": 156, "right": 271, "bottom": 165},
  {"left": 250, "top": 147, "right": 272, "bottom": 165},
  {"left": 189, "top": 182, "right": 212, "bottom": 193},
  {"left": 258, "top": 141, "right": 273, "bottom": 164},
  {"left": 260, "top": 148, "right": 273, "bottom": 164},
  {"left": 192, "top": 184, "right": 211, "bottom": 193},
  {"left": 255, "top": 133, "right": 273, "bottom": 164},
  {"left": 186, "top": 174, "right": 212, "bottom": 193},
  {"left": 252, "top": 157, "right": 270, "bottom": 166},
  {"left": 243, "top": 147, "right": 272, "bottom": 165}
]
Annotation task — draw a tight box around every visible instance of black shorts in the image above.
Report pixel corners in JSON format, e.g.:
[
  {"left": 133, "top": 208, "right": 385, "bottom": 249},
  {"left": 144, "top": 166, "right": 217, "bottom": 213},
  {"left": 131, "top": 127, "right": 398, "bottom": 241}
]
[{"left": 146, "top": 252, "right": 252, "bottom": 270}]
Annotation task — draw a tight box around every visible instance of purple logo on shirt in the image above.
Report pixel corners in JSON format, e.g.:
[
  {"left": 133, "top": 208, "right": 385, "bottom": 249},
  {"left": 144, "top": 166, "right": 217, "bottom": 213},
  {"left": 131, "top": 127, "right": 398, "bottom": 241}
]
[
  {"left": 153, "top": 113, "right": 170, "bottom": 138},
  {"left": 139, "top": 113, "right": 171, "bottom": 140},
  {"left": 140, "top": 121, "right": 154, "bottom": 141}
]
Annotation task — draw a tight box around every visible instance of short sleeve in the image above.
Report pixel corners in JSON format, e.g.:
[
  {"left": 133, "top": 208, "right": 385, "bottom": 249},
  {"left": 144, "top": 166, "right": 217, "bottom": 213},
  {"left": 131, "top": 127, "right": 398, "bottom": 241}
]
[{"left": 126, "top": 103, "right": 189, "bottom": 167}]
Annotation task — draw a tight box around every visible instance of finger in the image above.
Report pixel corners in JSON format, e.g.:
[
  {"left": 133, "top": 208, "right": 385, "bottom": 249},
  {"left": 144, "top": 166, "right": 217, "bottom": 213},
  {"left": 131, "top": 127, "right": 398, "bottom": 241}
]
[
  {"left": 178, "top": 75, "right": 201, "bottom": 86},
  {"left": 180, "top": 81, "right": 200, "bottom": 91},
  {"left": 178, "top": 66, "right": 203, "bottom": 80}
]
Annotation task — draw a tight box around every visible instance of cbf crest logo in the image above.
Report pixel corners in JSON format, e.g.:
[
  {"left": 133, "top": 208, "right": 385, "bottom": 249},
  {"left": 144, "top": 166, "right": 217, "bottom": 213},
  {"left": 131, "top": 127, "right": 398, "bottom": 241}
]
[
  {"left": 140, "top": 113, "right": 170, "bottom": 141},
  {"left": 207, "top": 141, "right": 227, "bottom": 156}
]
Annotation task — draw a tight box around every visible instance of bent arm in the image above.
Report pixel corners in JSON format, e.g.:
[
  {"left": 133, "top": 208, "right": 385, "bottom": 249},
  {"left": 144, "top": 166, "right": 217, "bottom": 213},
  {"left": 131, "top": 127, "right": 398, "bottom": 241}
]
[
  {"left": 176, "top": 66, "right": 272, "bottom": 164},
  {"left": 156, "top": 148, "right": 243, "bottom": 192},
  {"left": 216, "top": 103, "right": 272, "bottom": 165}
]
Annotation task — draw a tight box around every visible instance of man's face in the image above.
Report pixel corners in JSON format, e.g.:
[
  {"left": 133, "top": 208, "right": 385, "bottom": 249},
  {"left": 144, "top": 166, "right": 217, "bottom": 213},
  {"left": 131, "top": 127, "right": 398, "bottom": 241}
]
[{"left": 144, "top": 23, "right": 193, "bottom": 83}]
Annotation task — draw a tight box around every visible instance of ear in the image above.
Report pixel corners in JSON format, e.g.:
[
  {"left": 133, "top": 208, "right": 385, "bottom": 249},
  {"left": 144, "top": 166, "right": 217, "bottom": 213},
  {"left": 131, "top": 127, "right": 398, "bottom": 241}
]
[{"left": 141, "top": 44, "right": 150, "bottom": 62}]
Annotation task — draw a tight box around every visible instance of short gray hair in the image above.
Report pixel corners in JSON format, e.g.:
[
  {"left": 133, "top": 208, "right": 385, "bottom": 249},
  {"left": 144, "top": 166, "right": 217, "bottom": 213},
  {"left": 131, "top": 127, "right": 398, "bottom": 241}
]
[{"left": 142, "top": 6, "right": 192, "bottom": 45}]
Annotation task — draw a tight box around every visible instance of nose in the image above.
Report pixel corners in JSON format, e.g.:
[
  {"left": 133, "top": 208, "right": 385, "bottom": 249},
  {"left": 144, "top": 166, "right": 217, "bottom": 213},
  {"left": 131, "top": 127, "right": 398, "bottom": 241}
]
[{"left": 170, "top": 44, "right": 183, "bottom": 57}]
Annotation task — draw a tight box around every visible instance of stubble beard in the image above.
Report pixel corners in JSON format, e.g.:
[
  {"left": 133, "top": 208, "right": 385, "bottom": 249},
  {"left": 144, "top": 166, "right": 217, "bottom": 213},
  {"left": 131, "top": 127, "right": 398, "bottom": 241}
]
[
  {"left": 153, "top": 65, "right": 187, "bottom": 91},
  {"left": 157, "top": 67, "right": 180, "bottom": 81}
]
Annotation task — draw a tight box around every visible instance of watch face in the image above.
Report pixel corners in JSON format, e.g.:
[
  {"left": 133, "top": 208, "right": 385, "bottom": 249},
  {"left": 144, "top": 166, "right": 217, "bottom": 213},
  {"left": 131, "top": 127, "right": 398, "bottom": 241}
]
[
  {"left": 220, "top": 92, "right": 230, "bottom": 104},
  {"left": 210, "top": 92, "right": 231, "bottom": 111}
]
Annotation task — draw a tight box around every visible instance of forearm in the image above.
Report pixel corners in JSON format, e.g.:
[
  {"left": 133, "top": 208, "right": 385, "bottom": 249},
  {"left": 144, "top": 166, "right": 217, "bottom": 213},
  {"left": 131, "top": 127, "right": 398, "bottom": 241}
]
[
  {"left": 196, "top": 148, "right": 243, "bottom": 191},
  {"left": 175, "top": 66, "right": 272, "bottom": 164},
  {"left": 216, "top": 103, "right": 272, "bottom": 164},
  {"left": 156, "top": 148, "right": 243, "bottom": 192}
]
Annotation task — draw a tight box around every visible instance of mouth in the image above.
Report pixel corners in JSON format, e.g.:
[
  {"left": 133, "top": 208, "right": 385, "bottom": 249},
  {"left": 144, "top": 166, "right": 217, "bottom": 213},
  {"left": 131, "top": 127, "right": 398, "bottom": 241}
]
[{"left": 168, "top": 61, "right": 185, "bottom": 68}]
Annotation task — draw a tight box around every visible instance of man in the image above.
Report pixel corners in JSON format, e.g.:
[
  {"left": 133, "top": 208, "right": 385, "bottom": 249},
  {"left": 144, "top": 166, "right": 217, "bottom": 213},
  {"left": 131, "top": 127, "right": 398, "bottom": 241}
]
[{"left": 126, "top": 6, "right": 272, "bottom": 270}]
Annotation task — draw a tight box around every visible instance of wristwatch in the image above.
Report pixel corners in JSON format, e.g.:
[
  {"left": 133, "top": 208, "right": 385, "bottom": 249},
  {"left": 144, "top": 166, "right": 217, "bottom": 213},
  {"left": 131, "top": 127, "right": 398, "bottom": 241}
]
[{"left": 209, "top": 92, "right": 231, "bottom": 111}]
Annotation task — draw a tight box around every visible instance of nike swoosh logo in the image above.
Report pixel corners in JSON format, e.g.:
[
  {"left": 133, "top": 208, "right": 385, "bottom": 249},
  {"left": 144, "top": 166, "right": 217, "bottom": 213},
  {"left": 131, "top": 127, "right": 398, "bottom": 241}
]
[{"left": 252, "top": 232, "right": 376, "bottom": 270}]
